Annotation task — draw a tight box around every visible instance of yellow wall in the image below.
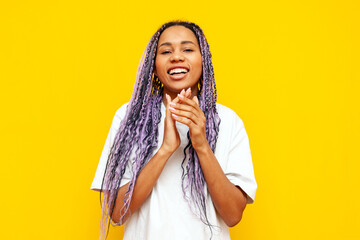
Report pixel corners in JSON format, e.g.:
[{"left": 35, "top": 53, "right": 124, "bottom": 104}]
[{"left": 1, "top": 0, "right": 359, "bottom": 239}]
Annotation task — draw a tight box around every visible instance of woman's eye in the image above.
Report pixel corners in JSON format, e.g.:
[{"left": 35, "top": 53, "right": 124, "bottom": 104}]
[
  {"left": 161, "top": 51, "right": 171, "bottom": 54},
  {"left": 184, "top": 49, "right": 194, "bottom": 52}
]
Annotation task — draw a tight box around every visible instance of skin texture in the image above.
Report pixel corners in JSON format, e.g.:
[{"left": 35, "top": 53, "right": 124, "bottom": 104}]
[{"left": 111, "top": 26, "right": 247, "bottom": 227}]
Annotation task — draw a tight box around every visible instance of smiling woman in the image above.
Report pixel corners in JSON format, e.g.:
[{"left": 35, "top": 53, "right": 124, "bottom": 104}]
[
  {"left": 154, "top": 26, "right": 202, "bottom": 98},
  {"left": 90, "top": 21, "right": 257, "bottom": 240}
]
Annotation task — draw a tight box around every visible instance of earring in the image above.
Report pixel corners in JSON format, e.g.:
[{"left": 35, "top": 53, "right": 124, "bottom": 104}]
[
  {"left": 198, "top": 77, "right": 203, "bottom": 93},
  {"left": 152, "top": 74, "right": 163, "bottom": 95}
]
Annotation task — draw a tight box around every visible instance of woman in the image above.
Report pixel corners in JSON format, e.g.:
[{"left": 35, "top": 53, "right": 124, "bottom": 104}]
[{"left": 91, "top": 21, "right": 257, "bottom": 240}]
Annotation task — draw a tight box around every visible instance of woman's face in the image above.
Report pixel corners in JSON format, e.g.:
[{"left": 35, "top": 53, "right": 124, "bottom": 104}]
[{"left": 155, "top": 25, "right": 202, "bottom": 98}]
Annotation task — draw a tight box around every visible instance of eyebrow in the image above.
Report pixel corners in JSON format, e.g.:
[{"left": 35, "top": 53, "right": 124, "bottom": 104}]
[{"left": 159, "top": 40, "right": 196, "bottom": 47}]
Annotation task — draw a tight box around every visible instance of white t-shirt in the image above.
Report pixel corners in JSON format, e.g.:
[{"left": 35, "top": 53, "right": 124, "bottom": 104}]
[{"left": 91, "top": 102, "right": 257, "bottom": 240}]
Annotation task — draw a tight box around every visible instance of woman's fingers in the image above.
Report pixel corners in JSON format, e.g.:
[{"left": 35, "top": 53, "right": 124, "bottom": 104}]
[
  {"left": 169, "top": 89, "right": 205, "bottom": 127},
  {"left": 193, "top": 95, "right": 199, "bottom": 105},
  {"left": 165, "top": 93, "right": 171, "bottom": 110},
  {"left": 168, "top": 88, "right": 207, "bottom": 149},
  {"left": 171, "top": 113, "right": 196, "bottom": 128},
  {"left": 165, "top": 94, "right": 175, "bottom": 123},
  {"left": 170, "top": 100, "right": 200, "bottom": 116},
  {"left": 185, "top": 88, "right": 191, "bottom": 98},
  {"left": 169, "top": 88, "right": 187, "bottom": 106},
  {"left": 177, "top": 94, "right": 202, "bottom": 112},
  {"left": 170, "top": 108, "right": 205, "bottom": 128},
  {"left": 162, "top": 93, "right": 180, "bottom": 153},
  {"left": 169, "top": 104, "right": 201, "bottom": 124}
]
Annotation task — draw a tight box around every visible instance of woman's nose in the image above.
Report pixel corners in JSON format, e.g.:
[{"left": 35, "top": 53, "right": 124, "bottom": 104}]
[{"left": 170, "top": 53, "right": 184, "bottom": 62}]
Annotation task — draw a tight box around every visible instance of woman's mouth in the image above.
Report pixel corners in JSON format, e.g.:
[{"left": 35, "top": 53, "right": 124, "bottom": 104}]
[{"left": 167, "top": 67, "right": 189, "bottom": 80}]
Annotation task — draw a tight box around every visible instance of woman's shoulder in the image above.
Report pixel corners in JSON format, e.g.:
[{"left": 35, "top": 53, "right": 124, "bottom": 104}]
[
  {"left": 216, "top": 102, "right": 236, "bottom": 115},
  {"left": 114, "top": 102, "right": 129, "bottom": 117},
  {"left": 216, "top": 102, "right": 245, "bottom": 127},
  {"left": 111, "top": 102, "right": 130, "bottom": 125},
  {"left": 216, "top": 103, "right": 243, "bottom": 119}
]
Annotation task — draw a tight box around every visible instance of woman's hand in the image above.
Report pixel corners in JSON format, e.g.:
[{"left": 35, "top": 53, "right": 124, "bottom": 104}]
[
  {"left": 169, "top": 89, "right": 247, "bottom": 227},
  {"left": 161, "top": 89, "right": 191, "bottom": 154},
  {"left": 168, "top": 89, "right": 207, "bottom": 150}
]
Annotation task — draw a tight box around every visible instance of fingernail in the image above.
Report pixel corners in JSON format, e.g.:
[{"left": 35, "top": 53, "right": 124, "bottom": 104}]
[
  {"left": 186, "top": 87, "right": 191, "bottom": 93},
  {"left": 169, "top": 102, "right": 176, "bottom": 107},
  {"left": 180, "top": 89, "right": 185, "bottom": 95},
  {"left": 169, "top": 106, "right": 176, "bottom": 111},
  {"left": 177, "top": 94, "right": 184, "bottom": 99},
  {"left": 172, "top": 113, "right": 178, "bottom": 118}
]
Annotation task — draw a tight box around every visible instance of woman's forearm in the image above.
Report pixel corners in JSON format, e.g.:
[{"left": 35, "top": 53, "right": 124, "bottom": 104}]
[
  {"left": 111, "top": 93, "right": 186, "bottom": 224},
  {"left": 195, "top": 143, "right": 247, "bottom": 227},
  {"left": 167, "top": 92, "right": 247, "bottom": 226},
  {"left": 111, "top": 147, "right": 173, "bottom": 224}
]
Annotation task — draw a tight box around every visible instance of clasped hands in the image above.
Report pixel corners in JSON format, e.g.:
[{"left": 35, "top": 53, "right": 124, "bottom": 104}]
[{"left": 161, "top": 88, "right": 207, "bottom": 154}]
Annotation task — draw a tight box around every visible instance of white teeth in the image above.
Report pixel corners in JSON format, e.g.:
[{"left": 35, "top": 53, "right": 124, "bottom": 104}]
[{"left": 169, "top": 68, "right": 188, "bottom": 75}]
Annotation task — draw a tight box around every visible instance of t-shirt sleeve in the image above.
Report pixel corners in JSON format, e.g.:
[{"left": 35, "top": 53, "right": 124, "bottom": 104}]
[
  {"left": 90, "top": 103, "right": 131, "bottom": 191},
  {"left": 224, "top": 112, "right": 257, "bottom": 204}
]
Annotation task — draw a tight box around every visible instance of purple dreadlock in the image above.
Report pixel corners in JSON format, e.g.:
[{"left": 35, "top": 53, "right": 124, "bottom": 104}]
[{"left": 99, "top": 20, "right": 220, "bottom": 239}]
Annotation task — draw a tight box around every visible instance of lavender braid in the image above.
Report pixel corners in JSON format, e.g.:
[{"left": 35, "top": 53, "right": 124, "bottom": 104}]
[
  {"left": 99, "top": 21, "right": 220, "bottom": 239},
  {"left": 180, "top": 24, "right": 220, "bottom": 232}
]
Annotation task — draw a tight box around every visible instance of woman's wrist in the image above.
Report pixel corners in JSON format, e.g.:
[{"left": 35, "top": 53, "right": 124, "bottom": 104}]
[
  {"left": 193, "top": 141, "right": 212, "bottom": 156},
  {"left": 158, "top": 144, "right": 176, "bottom": 158}
]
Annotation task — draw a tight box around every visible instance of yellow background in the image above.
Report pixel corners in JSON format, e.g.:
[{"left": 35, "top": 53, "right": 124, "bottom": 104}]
[{"left": 1, "top": 0, "right": 359, "bottom": 239}]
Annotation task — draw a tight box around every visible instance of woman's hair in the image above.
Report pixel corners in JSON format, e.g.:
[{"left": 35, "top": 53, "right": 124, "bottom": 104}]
[{"left": 99, "top": 20, "right": 220, "bottom": 239}]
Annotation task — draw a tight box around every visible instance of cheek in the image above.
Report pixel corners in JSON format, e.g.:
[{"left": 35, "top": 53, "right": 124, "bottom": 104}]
[
  {"left": 195, "top": 56, "right": 203, "bottom": 73},
  {"left": 154, "top": 59, "right": 162, "bottom": 75},
  {"left": 156, "top": 55, "right": 167, "bottom": 67}
]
